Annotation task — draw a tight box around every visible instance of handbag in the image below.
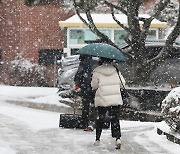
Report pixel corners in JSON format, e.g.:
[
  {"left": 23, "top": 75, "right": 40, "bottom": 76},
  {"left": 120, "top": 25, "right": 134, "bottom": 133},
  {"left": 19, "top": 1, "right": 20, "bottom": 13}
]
[{"left": 115, "top": 67, "right": 131, "bottom": 107}]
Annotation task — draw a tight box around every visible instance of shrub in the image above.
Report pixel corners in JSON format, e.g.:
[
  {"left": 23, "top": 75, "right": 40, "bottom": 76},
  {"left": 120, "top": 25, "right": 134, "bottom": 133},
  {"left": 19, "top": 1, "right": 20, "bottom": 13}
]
[
  {"left": 161, "top": 87, "right": 180, "bottom": 133},
  {"left": 9, "top": 53, "right": 48, "bottom": 86}
]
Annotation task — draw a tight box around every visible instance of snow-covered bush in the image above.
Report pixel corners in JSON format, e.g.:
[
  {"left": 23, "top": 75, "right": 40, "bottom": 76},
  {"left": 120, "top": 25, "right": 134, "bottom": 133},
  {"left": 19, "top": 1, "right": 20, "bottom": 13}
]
[
  {"left": 9, "top": 53, "right": 48, "bottom": 86},
  {"left": 161, "top": 87, "right": 180, "bottom": 133}
]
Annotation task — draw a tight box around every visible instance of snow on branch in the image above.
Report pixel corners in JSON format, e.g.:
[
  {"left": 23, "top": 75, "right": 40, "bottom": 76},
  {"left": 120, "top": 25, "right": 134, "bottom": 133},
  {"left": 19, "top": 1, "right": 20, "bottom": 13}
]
[
  {"left": 148, "top": 2, "right": 180, "bottom": 64},
  {"left": 151, "top": 0, "right": 170, "bottom": 19}
]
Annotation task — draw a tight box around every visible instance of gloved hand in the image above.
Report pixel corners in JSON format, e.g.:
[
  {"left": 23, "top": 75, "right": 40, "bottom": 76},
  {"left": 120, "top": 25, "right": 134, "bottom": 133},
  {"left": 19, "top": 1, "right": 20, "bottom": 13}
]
[{"left": 74, "top": 84, "right": 79, "bottom": 91}]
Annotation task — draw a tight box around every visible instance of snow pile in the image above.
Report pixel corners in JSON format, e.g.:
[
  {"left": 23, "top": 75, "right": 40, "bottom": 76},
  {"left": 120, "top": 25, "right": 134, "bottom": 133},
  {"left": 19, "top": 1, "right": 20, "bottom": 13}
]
[
  {"left": 161, "top": 87, "right": 180, "bottom": 133},
  {"left": 9, "top": 53, "right": 47, "bottom": 86},
  {"left": 0, "top": 85, "right": 69, "bottom": 107}
]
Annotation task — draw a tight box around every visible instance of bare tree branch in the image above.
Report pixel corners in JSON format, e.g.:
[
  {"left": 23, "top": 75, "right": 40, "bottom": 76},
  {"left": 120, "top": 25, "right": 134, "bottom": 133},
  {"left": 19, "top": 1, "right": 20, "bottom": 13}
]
[
  {"left": 73, "top": 0, "right": 91, "bottom": 29},
  {"left": 148, "top": 1, "right": 180, "bottom": 64},
  {"left": 110, "top": 6, "right": 129, "bottom": 32},
  {"left": 104, "top": 0, "right": 127, "bottom": 15},
  {"left": 72, "top": 0, "right": 179, "bottom": 84},
  {"left": 73, "top": 0, "right": 133, "bottom": 58},
  {"left": 138, "top": 0, "right": 170, "bottom": 43},
  {"left": 137, "top": 0, "right": 170, "bottom": 42},
  {"left": 139, "top": 17, "right": 154, "bottom": 42},
  {"left": 166, "top": 2, "right": 180, "bottom": 43},
  {"left": 151, "top": 0, "right": 170, "bottom": 19}
]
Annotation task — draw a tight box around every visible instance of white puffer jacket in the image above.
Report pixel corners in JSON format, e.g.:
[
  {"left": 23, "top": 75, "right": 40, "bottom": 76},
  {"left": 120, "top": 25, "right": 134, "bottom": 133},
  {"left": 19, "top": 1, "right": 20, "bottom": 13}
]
[{"left": 91, "top": 63, "right": 125, "bottom": 107}]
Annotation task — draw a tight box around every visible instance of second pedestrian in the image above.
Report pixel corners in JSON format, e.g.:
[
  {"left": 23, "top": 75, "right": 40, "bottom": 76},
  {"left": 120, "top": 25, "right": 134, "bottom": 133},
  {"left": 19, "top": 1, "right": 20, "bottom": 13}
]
[{"left": 91, "top": 57, "right": 125, "bottom": 149}]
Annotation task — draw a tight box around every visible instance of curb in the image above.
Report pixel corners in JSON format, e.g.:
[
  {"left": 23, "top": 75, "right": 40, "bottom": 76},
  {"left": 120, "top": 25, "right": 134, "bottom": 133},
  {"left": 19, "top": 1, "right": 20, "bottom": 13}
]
[
  {"left": 5, "top": 99, "right": 81, "bottom": 114},
  {"left": 157, "top": 128, "right": 180, "bottom": 145},
  {"left": 119, "top": 108, "right": 163, "bottom": 122}
]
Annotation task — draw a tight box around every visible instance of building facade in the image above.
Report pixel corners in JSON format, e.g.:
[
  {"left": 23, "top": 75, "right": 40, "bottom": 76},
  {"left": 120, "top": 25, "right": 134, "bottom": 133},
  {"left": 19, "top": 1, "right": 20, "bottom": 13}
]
[
  {"left": 0, "top": 0, "right": 74, "bottom": 86},
  {"left": 59, "top": 13, "right": 167, "bottom": 57},
  {"left": 0, "top": 0, "right": 167, "bottom": 86}
]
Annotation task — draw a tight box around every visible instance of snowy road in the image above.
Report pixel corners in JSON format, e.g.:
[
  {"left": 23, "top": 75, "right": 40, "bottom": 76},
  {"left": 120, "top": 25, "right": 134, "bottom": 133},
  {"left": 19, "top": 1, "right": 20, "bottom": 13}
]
[{"left": 0, "top": 102, "right": 179, "bottom": 154}]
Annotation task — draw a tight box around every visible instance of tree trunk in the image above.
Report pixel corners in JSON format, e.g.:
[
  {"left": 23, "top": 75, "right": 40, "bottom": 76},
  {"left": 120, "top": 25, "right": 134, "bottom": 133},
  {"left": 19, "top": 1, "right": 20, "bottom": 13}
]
[{"left": 131, "top": 63, "right": 153, "bottom": 84}]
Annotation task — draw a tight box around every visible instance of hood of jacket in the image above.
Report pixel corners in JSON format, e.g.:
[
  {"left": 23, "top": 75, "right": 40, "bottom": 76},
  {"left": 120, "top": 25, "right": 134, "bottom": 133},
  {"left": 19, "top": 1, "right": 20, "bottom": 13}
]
[{"left": 94, "top": 63, "right": 116, "bottom": 76}]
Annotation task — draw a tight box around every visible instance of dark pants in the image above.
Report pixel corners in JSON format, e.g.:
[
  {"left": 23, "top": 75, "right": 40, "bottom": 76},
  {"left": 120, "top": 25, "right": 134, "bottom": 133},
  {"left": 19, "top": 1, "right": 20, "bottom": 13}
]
[
  {"left": 96, "top": 105, "right": 121, "bottom": 141},
  {"left": 81, "top": 92, "right": 95, "bottom": 128}
]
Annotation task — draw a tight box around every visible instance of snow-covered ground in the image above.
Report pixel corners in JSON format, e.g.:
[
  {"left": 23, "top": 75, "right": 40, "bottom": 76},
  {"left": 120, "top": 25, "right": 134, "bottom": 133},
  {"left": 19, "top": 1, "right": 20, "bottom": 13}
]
[{"left": 0, "top": 85, "right": 180, "bottom": 154}]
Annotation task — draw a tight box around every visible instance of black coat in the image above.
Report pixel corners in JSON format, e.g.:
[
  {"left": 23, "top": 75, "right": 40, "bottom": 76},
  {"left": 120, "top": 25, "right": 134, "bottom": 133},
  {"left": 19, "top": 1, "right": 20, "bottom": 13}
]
[{"left": 74, "top": 59, "right": 94, "bottom": 97}]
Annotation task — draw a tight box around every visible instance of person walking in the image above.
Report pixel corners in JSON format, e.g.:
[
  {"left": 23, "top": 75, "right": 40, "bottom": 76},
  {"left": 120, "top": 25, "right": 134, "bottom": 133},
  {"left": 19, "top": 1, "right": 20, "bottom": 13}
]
[
  {"left": 91, "top": 57, "right": 125, "bottom": 149},
  {"left": 74, "top": 54, "right": 96, "bottom": 131}
]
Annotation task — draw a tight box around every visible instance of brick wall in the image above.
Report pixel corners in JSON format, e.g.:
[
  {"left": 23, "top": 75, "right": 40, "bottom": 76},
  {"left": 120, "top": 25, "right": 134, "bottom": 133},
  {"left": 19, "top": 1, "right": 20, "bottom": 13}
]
[{"left": 0, "top": 0, "right": 74, "bottom": 86}]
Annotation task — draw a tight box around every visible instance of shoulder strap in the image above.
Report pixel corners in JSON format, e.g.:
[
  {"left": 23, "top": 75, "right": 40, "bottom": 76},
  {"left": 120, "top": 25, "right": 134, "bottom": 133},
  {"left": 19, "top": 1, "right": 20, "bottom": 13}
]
[{"left": 114, "top": 66, "right": 126, "bottom": 90}]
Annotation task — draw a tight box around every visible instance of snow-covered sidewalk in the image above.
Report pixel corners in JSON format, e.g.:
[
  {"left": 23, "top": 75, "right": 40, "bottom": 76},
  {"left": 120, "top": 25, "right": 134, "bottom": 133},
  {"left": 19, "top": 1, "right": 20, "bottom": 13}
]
[{"left": 0, "top": 85, "right": 180, "bottom": 154}]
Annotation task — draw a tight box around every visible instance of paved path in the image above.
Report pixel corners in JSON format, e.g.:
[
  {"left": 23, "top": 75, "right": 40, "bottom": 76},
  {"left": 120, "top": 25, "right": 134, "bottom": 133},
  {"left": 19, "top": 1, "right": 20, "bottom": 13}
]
[{"left": 0, "top": 112, "right": 173, "bottom": 154}]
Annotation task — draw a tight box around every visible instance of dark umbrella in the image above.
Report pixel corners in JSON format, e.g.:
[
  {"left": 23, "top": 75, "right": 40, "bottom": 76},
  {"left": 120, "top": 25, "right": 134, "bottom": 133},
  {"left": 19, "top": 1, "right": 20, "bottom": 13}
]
[{"left": 77, "top": 43, "right": 126, "bottom": 61}]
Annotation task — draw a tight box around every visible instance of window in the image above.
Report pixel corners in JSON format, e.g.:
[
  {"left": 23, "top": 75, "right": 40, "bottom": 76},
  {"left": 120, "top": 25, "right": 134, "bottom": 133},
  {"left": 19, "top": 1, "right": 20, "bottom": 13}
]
[
  {"left": 69, "top": 29, "right": 159, "bottom": 46},
  {"left": 70, "top": 48, "right": 79, "bottom": 55},
  {"left": 69, "top": 29, "right": 111, "bottom": 45},
  {"left": 114, "top": 29, "right": 157, "bottom": 44},
  {"left": 114, "top": 30, "right": 128, "bottom": 44},
  {"left": 38, "top": 49, "right": 63, "bottom": 65},
  {"left": 69, "top": 30, "right": 84, "bottom": 44},
  {"left": 84, "top": 29, "right": 111, "bottom": 42},
  {"left": 147, "top": 30, "right": 157, "bottom": 40}
]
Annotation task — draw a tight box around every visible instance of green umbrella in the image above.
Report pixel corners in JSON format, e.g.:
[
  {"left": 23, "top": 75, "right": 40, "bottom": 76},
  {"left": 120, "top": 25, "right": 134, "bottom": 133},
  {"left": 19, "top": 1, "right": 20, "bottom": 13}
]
[{"left": 77, "top": 43, "right": 126, "bottom": 61}]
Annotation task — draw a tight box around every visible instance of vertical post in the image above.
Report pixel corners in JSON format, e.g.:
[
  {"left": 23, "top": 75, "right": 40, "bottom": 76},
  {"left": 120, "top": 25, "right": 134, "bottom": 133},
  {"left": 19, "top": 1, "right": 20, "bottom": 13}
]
[{"left": 53, "top": 55, "right": 57, "bottom": 87}]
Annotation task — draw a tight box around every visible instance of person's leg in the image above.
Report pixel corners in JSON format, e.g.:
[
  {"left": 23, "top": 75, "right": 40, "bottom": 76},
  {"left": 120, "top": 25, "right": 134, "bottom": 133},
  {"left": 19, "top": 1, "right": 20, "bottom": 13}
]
[
  {"left": 88, "top": 95, "right": 96, "bottom": 128},
  {"left": 109, "top": 105, "right": 121, "bottom": 149},
  {"left": 81, "top": 96, "right": 90, "bottom": 128},
  {"left": 95, "top": 106, "right": 107, "bottom": 141},
  {"left": 109, "top": 106, "right": 121, "bottom": 140}
]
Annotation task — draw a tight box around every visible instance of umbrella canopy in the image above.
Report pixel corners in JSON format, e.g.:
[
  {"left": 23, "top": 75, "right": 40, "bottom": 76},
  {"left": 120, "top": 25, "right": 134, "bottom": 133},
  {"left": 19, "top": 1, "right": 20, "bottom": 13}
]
[{"left": 77, "top": 43, "right": 126, "bottom": 61}]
